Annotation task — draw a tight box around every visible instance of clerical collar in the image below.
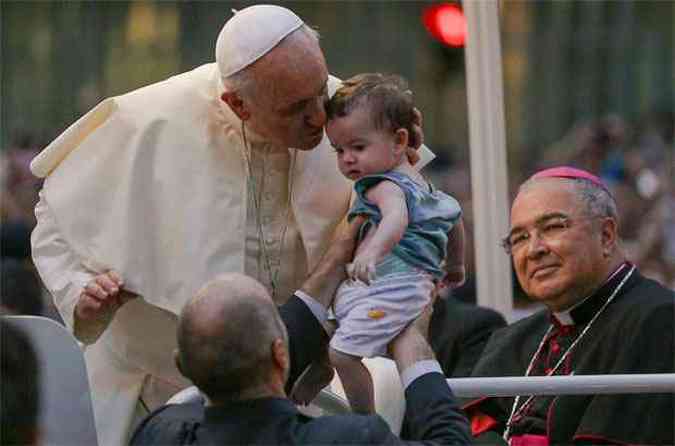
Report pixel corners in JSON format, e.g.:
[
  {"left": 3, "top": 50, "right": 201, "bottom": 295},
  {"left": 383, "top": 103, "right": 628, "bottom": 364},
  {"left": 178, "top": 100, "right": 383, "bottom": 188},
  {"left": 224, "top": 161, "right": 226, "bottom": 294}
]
[{"left": 552, "top": 262, "right": 631, "bottom": 326}]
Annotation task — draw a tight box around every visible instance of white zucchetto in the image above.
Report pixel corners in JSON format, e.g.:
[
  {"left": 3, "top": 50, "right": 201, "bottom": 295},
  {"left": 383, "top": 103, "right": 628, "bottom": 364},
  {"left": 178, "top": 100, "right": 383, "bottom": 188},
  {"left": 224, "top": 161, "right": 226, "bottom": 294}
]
[{"left": 216, "top": 4, "right": 304, "bottom": 78}]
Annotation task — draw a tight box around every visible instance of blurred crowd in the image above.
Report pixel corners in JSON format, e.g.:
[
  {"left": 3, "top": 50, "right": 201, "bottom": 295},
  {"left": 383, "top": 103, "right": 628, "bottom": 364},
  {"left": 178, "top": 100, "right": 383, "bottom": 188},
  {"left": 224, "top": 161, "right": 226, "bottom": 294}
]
[
  {"left": 0, "top": 131, "right": 61, "bottom": 322},
  {"left": 430, "top": 109, "right": 674, "bottom": 310},
  {"left": 2, "top": 109, "right": 673, "bottom": 322},
  {"left": 534, "top": 110, "right": 675, "bottom": 289}
]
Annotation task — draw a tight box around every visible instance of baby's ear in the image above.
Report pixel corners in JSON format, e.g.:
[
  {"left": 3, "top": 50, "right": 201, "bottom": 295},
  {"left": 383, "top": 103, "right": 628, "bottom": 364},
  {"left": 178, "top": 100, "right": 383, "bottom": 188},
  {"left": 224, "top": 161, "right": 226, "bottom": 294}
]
[{"left": 393, "top": 128, "right": 409, "bottom": 155}]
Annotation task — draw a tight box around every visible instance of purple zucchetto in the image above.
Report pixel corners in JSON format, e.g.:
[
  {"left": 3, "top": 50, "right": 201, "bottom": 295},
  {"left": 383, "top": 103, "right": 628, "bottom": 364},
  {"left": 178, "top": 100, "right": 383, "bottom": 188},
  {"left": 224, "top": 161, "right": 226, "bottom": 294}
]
[{"left": 530, "top": 166, "right": 611, "bottom": 195}]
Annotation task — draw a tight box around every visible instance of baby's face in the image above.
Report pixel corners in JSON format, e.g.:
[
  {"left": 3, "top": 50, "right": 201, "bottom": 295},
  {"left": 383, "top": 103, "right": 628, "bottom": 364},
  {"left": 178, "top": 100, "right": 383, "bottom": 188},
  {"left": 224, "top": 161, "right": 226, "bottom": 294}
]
[{"left": 326, "top": 106, "right": 400, "bottom": 181}]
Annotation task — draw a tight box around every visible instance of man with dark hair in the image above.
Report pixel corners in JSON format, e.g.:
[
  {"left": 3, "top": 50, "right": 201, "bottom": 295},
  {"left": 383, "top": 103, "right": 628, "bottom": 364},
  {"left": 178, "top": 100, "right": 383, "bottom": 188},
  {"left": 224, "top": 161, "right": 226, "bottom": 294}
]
[
  {"left": 130, "top": 220, "right": 471, "bottom": 445},
  {"left": 464, "top": 166, "right": 674, "bottom": 445},
  {"left": 1, "top": 320, "right": 41, "bottom": 445},
  {"left": 0, "top": 259, "right": 44, "bottom": 316}
]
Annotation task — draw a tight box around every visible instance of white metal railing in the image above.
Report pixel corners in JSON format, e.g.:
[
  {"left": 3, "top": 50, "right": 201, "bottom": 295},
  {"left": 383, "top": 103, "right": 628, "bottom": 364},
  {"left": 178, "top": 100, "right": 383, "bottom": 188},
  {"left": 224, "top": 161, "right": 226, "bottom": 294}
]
[
  {"left": 447, "top": 374, "right": 675, "bottom": 397},
  {"left": 169, "top": 374, "right": 675, "bottom": 416},
  {"left": 313, "top": 374, "right": 675, "bottom": 414}
]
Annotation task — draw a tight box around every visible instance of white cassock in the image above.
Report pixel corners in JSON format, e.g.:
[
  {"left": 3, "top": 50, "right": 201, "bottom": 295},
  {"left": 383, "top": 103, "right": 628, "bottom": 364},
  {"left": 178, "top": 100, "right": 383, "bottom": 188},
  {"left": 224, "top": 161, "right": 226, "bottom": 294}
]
[{"left": 31, "top": 63, "right": 433, "bottom": 445}]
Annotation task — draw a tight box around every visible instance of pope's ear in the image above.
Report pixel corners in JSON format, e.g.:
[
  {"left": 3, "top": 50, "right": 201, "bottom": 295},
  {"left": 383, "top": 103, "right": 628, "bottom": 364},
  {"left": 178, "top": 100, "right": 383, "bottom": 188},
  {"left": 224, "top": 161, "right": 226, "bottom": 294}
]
[{"left": 221, "top": 91, "right": 250, "bottom": 121}]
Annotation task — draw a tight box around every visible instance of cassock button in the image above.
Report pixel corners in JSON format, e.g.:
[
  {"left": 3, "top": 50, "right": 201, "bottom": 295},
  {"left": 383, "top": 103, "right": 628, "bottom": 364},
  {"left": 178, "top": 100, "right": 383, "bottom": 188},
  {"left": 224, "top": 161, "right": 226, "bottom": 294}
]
[{"left": 551, "top": 343, "right": 560, "bottom": 353}]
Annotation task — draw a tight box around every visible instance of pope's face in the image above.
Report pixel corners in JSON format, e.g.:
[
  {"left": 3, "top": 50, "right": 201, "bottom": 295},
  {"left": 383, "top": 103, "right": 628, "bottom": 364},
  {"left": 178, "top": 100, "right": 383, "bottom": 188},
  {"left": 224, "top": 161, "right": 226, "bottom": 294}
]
[
  {"left": 244, "top": 37, "right": 329, "bottom": 151},
  {"left": 509, "top": 180, "right": 609, "bottom": 311}
]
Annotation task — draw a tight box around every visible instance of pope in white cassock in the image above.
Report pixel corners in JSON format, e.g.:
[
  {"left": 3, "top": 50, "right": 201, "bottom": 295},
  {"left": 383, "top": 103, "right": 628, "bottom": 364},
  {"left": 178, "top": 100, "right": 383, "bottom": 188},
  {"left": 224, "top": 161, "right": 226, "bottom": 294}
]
[{"left": 30, "top": 5, "right": 433, "bottom": 445}]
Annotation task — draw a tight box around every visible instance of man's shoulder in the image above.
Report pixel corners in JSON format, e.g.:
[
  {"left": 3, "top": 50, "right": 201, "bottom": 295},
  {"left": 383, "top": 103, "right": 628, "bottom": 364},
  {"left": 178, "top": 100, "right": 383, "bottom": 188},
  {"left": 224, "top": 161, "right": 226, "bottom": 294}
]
[
  {"left": 130, "top": 402, "right": 204, "bottom": 446},
  {"left": 627, "top": 272, "right": 675, "bottom": 303},
  {"left": 611, "top": 271, "right": 675, "bottom": 321},
  {"left": 151, "top": 401, "right": 204, "bottom": 420},
  {"left": 115, "top": 63, "right": 218, "bottom": 113},
  {"left": 470, "top": 310, "right": 549, "bottom": 377},
  {"left": 297, "top": 413, "right": 393, "bottom": 444}
]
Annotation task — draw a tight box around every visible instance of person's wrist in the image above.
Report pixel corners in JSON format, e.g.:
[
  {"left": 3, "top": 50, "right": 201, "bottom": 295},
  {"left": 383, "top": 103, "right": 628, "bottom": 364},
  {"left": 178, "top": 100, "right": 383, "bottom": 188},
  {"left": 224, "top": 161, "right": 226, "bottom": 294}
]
[
  {"left": 300, "top": 257, "right": 344, "bottom": 308},
  {"left": 400, "top": 359, "right": 443, "bottom": 389}
]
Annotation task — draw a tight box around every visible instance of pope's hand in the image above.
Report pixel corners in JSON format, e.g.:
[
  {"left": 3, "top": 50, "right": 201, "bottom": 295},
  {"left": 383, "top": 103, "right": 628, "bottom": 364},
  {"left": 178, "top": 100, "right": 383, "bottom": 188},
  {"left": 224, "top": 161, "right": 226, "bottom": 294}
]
[{"left": 75, "top": 271, "right": 137, "bottom": 321}]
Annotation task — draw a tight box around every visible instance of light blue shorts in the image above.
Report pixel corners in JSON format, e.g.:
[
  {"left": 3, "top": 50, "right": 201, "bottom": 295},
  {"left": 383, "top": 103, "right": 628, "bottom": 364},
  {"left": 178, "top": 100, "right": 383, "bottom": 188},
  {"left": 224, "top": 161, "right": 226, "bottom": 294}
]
[{"left": 330, "top": 271, "right": 434, "bottom": 358}]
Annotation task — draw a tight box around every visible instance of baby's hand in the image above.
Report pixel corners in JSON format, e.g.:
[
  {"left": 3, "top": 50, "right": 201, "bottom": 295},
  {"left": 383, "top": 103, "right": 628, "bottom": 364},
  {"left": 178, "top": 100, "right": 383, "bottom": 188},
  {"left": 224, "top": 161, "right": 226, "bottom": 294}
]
[{"left": 346, "top": 252, "right": 377, "bottom": 285}]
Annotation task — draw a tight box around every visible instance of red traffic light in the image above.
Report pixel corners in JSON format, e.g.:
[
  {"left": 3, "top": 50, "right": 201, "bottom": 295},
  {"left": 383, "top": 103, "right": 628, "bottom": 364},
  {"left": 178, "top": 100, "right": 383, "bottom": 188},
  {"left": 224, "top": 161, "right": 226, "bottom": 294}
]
[{"left": 422, "top": 3, "right": 467, "bottom": 48}]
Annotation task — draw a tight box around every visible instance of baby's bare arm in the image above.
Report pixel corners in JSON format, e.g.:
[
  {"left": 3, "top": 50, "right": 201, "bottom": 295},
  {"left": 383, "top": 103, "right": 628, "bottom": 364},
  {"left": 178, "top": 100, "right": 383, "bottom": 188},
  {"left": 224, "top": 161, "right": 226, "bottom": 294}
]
[{"left": 349, "top": 181, "right": 408, "bottom": 283}]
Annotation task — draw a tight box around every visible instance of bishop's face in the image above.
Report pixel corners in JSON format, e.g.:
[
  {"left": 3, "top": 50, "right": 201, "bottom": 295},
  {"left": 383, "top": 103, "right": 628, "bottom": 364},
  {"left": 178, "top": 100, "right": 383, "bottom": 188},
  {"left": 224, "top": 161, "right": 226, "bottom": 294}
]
[
  {"left": 508, "top": 180, "right": 610, "bottom": 312},
  {"left": 243, "top": 36, "right": 329, "bottom": 151}
]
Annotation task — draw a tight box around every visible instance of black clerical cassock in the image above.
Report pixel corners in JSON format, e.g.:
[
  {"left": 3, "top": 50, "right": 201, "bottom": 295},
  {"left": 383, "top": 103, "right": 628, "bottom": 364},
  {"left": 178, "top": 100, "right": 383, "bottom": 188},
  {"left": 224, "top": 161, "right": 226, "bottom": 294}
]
[{"left": 463, "top": 263, "right": 675, "bottom": 446}]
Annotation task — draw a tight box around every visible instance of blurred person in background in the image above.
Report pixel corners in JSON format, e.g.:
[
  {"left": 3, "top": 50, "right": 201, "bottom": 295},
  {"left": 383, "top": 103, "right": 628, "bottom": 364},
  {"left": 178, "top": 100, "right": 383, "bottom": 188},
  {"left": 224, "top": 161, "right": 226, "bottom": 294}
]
[
  {"left": 621, "top": 110, "right": 674, "bottom": 287},
  {"left": 0, "top": 258, "right": 43, "bottom": 316},
  {"left": 1, "top": 131, "right": 42, "bottom": 260},
  {"left": 1, "top": 131, "right": 42, "bottom": 228},
  {"left": 0, "top": 131, "right": 62, "bottom": 320},
  {"left": 0, "top": 319, "right": 41, "bottom": 445}
]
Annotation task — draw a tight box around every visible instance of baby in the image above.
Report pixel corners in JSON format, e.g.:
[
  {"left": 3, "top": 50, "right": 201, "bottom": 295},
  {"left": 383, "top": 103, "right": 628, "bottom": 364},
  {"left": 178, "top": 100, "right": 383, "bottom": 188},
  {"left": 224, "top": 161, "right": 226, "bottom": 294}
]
[{"left": 321, "top": 73, "right": 465, "bottom": 414}]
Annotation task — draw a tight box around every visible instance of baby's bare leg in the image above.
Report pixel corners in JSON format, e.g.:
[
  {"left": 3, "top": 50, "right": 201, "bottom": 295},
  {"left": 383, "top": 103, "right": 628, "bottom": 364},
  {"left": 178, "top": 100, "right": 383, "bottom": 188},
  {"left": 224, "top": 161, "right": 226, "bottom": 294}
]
[{"left": 329, "top": 347, "right": 374, "bottom": 414}]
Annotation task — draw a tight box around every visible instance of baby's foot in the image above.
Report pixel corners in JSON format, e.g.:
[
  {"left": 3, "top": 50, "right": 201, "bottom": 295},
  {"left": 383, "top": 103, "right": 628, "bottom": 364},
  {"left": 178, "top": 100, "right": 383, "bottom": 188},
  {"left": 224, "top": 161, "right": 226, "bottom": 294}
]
[{"left": 291, "top": 362, "right": 335, "bottom": 405}]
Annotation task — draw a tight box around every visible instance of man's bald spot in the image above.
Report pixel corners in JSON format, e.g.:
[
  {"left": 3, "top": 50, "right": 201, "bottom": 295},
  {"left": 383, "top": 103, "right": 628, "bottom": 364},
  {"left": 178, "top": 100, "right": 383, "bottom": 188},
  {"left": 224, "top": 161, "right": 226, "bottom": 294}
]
[
  {"left": 177, "top": 274, "right": 288, "bottom": 399},
  {"left": 182, "top": 273, "right": 274, "bottom": 336}
]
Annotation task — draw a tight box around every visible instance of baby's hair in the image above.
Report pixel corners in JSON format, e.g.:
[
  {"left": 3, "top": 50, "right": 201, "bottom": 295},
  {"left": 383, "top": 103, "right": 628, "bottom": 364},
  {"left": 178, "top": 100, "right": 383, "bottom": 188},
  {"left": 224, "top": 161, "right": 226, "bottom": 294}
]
[{"left": 326, "top": 73, "right": 417, "bottom": 147}]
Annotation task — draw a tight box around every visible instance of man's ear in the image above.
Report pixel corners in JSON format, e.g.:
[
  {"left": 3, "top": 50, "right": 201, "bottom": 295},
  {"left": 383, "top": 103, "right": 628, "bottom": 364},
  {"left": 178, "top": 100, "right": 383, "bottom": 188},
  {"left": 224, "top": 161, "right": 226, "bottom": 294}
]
[
  {"left": 271, "top": 338, "right": 289, "bottom": 372},
  {"left": 173, "top": 349, "right": 185, "bottom": 377},
  {"left": 600, "top": 217, "right": 618, "bottom": 256},
  {"left": 221, "top": 91, "right": 250, "bottom": 121},
  {"left": 392, "top": 128, "right": 409, "bottom": 157}
]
